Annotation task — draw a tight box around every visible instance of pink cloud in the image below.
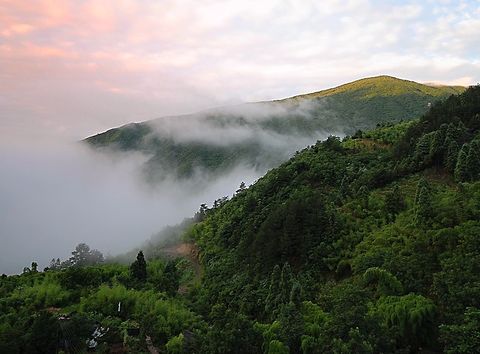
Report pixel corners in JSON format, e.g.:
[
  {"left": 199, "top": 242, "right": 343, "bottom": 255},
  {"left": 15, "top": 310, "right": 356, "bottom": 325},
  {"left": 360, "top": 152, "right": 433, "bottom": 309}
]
[{"left": 0, "top": 0, "right": 478, "bottom": 141}]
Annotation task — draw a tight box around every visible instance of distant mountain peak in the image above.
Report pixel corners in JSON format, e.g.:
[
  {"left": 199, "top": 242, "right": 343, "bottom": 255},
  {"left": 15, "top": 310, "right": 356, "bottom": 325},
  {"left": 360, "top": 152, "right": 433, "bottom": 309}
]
[{"left": 281, "top": 75, "right": 465, "bottom": 102}]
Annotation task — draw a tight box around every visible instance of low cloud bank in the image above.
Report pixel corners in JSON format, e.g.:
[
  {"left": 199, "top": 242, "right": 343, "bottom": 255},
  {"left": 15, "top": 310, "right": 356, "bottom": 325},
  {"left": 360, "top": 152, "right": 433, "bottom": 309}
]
[{"left": 0, "top": 140, "right": 261, "bottom": 274}]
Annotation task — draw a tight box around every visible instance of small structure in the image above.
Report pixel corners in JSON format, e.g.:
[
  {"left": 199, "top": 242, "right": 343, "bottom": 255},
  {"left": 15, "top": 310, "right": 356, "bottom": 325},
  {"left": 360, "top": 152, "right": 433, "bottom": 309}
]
[{"left": 86, "top": 325, "right": 109, "bottom": 351}]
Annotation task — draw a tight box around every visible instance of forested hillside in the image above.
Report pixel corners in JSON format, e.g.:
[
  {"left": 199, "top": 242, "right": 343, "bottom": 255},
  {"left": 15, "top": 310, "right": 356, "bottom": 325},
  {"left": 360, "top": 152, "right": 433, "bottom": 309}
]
[
  {"left": 1, "top": 85, "right": 479, "bottom": 353},
  {"left": 183, "top": 84, "right": 480, "bottom": 353},
  {"left": 85, "top": 76, "right": 464, "bottom": 181}
]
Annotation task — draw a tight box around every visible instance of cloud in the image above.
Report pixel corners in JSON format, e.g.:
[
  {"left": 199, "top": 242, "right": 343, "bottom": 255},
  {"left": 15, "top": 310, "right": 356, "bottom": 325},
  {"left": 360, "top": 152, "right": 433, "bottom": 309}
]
[
  {"left": 1, "top": 0, "right": 479, "bottom": 141},
  {"left": 0, "top": 139, "right": 262, "bottom": 274}
]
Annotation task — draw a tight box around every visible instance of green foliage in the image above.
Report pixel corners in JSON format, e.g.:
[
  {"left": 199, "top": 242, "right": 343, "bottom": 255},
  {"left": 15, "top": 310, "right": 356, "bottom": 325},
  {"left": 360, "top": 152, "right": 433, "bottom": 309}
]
[
  {"left": 432, "top": 221, "right": 480, "bottom": 318},
  {"left": 68, "top": 243, "right": 104, "bottom": 267},
  {"left": 130, "top": 250, "right": 147, "bottom": 282},
  {"left": 384, "top": 184, "right": 406, "bottom": 221},
  {"left": 165, "top": 333, "right": 184, "bottom": 353},
  {"left": 162, "top": 260, "right": 180, "bottom": 296},
  {"left": 265, "top": 265, "right": 281, "bottom": 317},
  {"left": 372, "top": 294, "right": 436, "bottom": 349},
  {"left": 445, "top": 137, "right": 460, "bottom": 172},
  {"left": 24, "top": 311, "right": 59, "bottom": 354},
  {"left": 363, "top": 267, "right": 403, "bottom": 296},
  {"left": 414, "top": 178, "right": 433, "bottom": 225},
  {"left": 440, "top": 307, "right": 480, "bottom": 353},
  {"left": 10, "top": 274, "right": 70, "bottom": 308},
  {"left": 466, "top": 139, "right": 480, "bottom": 181},
  {"left": 455, "top": 144, "right": 470, "bottom": 182},
  {"left": 267, "top": 339, "right": 289, "bottom": 354}
]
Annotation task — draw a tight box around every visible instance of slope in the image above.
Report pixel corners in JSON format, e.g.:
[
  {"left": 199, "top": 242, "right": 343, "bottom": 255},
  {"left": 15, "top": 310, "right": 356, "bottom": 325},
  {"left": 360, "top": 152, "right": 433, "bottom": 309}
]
[{"left": 182, "top": 84, "right": 480, "bottom": 352}]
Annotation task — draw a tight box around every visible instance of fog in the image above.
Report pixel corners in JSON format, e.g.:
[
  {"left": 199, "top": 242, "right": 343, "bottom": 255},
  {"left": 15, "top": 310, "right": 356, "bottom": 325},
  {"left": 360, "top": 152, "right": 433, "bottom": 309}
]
[
  {"left": 0, "top": 97, "right": 344, "bottom": 275},
  {"left": 0, "top": 140, "right": 262, "bottom": 274},
  {"left": 133, "top": 99, "right": 341, "bottom": 183},
  {"left": 147, "top": 99, "right": 334, "bottom": 147}
]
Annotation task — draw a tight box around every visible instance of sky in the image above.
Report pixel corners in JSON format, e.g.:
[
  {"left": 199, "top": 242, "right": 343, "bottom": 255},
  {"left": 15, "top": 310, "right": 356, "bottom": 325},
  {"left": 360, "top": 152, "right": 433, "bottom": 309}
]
[{"left": 1, "top": 0, "right": 480, "bottom": 141}]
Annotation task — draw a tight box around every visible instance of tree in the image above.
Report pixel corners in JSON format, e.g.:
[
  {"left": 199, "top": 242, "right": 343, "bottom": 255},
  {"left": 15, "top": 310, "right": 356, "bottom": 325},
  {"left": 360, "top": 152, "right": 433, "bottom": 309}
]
[
  {"left": 166, "top": 333, "right": 184, "bottom": 354},
  {"left": 24, "top": 311, "right": 59, "bottom": 354},
  {"left": 289, "top": 282, "right": 302, "bottom": 306},
  {"left": 384, "top": 184, "right": 405, "bottom": 221},
  {"left": 278, "top": 263, "right": 293, "bottom": 306},
  {"left": 429, "top": 126, "right": 447, "bottom": 165},
  {"left": 357, "top": 185, "right": 369, "bottom": 209},
  {"left": 414, "top": 132, "right": 434, "bottom": 166},
  {"left": 440, "top": 307, "right": 480, "bottom": 353},
  {"left": 236, "top": 182, "right": 247, "bottom": 194},
  {"left": 31, "top": 262, "right": 38, "bottom": 273},
  {"left": 414, "top": 178, "right": 430, "bottom": 206},
  {"left": 69, "top": 243, "right": 104, "bottom": 267},
  {"left": 194, "top": 203, "right": 209, "bottom": 222},
  {"left": 363, "top": 267, "right": 403, "bottom": 297},
  {"left": 445, "top": 138, "right": 460, "bottom": 173},
  {"left": 454, "top": 144, "right": 469, "bottom": 182},
  {"left": 267, "top": 339, "right": 289, "bottom": 354},
  {"left": 130, "top": 251, "right": 147, "bottom": 282},
  {"left": 466, "top": 140, "right": 480, "bottom": 181},
  {"left": 339, "top": 176, "right": 350, "bottom": 201},
  {"left": 415, "top": 182, "right": 433, "bottom": 226},
  {"left": 373, "top": 294, "right": 436, "bottom": 350},
  {"left": 163, "top": 260, "right": 180, "bottom": 296},
  {"left": 265, "top": 265, "right": 281, "bottom": 317}
]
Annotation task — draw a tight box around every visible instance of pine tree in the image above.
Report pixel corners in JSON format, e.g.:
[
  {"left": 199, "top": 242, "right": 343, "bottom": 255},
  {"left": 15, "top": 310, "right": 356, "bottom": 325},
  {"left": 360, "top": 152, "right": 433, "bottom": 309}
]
[
  {"left": 265, "top": 265, "right": 281, "bottom": 316},
  {"left": 445, "top": 137, "right": 460, "bottom": 173},
  {"left": 163, "top": 260, "right": 179, "bottom": 296},
  {"left": 429, "top": 125, "right": 447, "bottom": 165},
  {"left": 357, "top": 185, "right": 369, "bottom": 209},
  {"left": 130, "top": 251, "right": 147, "bottom": 282},
  {"left": 456, "top": 121, "right": 468, "bottom": 143},
  {"left": 339, "top": 176, "right": 350, "bottom": 199},
  {"left": 414, "top": 178, "right": 430, "bottom": 206},
  {"left": 454, "top": 144, "right": 469, "bottom": 182},
  {"left": 445, "top": 123, "right": 459, "bottom": 143},
  {"left": 385, "top": 184, "right": 405, "bottom": 221},
  {"left": 236, "top": 181, "right": 247, "bottom": 194},
  {"left": 414, "top": 133, "right": 434, "bottom": 166},
  {"left": 415, "top": 183, "right": 433, "bottom": 226},
  {"left": 278, "top": 263, "right": 293, "bottom": 305},
  {"left": 289, "top": 282, "right": 302, "bottom": 306},
  {"left": 470, "top": 113, "right": 480, "bottom": 130},
  {"left": 466, "top": 140, "right": 480, "bottom": 181}
]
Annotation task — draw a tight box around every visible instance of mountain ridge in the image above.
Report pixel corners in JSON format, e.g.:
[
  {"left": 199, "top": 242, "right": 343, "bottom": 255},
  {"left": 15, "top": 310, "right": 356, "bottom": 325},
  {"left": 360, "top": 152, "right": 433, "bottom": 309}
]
[
  {"left": 85, "top": 75, "right": 466, "bottom": 181},
  {"left": 86, "top": 75, "right": 464, "bottom": 137}
]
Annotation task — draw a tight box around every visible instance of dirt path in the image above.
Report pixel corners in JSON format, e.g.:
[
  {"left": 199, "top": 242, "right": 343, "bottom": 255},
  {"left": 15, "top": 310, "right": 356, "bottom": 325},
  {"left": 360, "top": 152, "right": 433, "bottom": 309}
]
[
  {"left": 159, "top": 242, "right": 201, "bottom": 284},
  {"left": 145, "top": 335, "right": 159, "bottom": 354}
]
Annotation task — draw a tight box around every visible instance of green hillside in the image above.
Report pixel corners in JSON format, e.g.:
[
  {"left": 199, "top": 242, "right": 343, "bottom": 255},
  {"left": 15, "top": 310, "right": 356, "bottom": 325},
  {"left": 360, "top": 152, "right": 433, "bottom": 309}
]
[
  {"left": 85, "top": 76, "right": 465, "bottom": 180},
  {"left": 2, "top": 85, "right": 480, "bottom": 353},
  {"left": 286, "top": 75, "right": 464, "bottom": 99}
]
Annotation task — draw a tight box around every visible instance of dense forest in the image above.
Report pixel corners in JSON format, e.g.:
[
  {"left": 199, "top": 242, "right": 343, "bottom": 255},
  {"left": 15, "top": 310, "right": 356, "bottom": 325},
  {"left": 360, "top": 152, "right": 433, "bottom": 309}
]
[{"left": 2, "top": 85, "right": 480, "bottom": 353}]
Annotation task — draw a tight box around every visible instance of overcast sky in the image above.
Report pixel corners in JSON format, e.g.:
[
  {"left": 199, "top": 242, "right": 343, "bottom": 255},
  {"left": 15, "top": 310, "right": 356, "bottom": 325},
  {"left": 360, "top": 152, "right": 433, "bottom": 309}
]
[{"left": 1, "top": 0, "right": 480, "bottom": 140}]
